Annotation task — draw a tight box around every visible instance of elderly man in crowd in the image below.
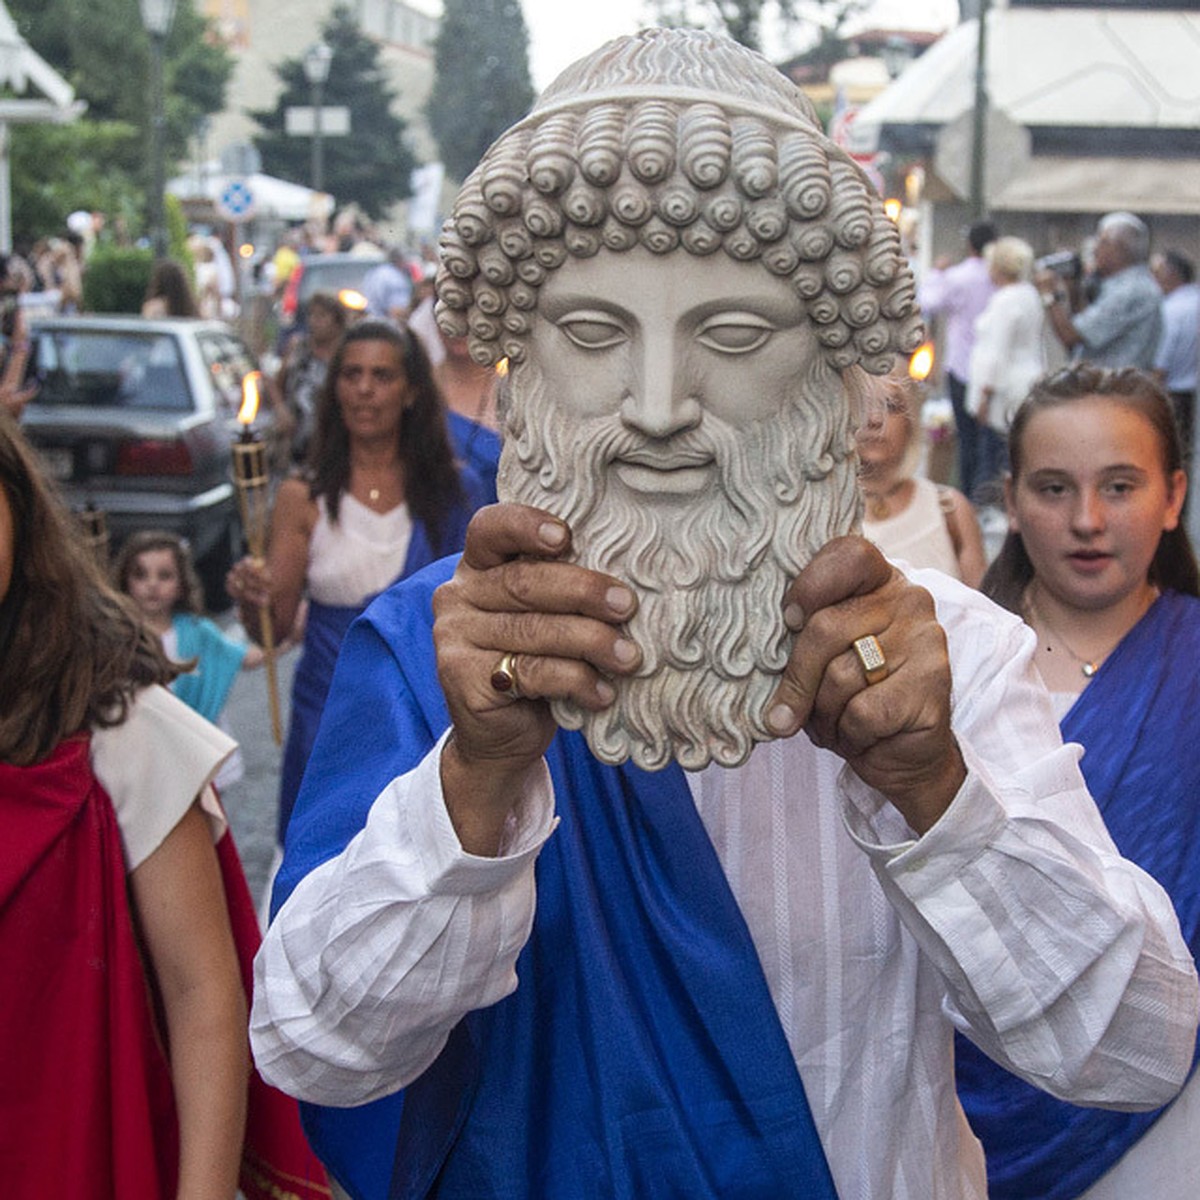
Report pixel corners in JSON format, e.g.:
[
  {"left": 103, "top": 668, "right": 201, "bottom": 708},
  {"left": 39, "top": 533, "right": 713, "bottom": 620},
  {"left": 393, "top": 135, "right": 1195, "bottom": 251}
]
[
  {"left": 250, "top": 30, "right": 1198, "bottom": 1200},
  {"left": 1038, "top": 211, "right": 1162, "bottom": 369}
]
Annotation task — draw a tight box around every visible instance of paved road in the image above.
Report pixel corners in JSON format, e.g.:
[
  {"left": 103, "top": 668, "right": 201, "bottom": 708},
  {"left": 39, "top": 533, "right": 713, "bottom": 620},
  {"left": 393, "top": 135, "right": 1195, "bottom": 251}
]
[{"left": 219, "top": 628, "right": 299, "bottom": 909}]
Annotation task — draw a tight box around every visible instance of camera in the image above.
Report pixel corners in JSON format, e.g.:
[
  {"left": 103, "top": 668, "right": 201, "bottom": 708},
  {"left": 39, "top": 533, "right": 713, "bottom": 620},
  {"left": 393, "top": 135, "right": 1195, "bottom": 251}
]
[{"left": 1035, "top": 250, "right": 1082, "bottom": 282}]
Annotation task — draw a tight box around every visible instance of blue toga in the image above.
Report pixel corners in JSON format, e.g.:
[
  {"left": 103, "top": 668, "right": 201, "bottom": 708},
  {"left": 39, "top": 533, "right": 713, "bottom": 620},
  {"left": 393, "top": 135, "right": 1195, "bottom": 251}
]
[{"left": 956, "top": 591, "right": 1200, "bottom": 1198}]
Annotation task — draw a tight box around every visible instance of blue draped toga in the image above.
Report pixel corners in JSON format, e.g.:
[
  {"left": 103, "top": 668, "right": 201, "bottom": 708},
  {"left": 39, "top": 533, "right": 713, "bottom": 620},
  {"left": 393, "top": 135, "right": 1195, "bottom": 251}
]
[
  {"left": 956, "top": 590, "right": 1200, "bottom": 1198},
  {"left": 274, "top": 557, "right": 838, "bottom": 1200}
]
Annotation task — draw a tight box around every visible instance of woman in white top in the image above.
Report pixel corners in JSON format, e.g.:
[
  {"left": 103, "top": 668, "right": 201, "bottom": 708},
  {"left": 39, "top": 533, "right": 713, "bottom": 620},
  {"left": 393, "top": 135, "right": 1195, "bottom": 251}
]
[
  {"left": 228, "top": 319, "right": 486, "bottom": 845},
  {"left": 858, "top": 366, "right": 986, "bottom": 585},
  {"left": 967, "top": 236, "right": 1050, "bottom": 501}
]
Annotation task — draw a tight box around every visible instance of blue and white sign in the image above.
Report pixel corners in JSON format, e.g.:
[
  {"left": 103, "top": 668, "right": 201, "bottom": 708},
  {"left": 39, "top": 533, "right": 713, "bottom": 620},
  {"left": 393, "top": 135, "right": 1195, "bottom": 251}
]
[{"left": 217, "top": 178, "right": 256, "bottom": 223}]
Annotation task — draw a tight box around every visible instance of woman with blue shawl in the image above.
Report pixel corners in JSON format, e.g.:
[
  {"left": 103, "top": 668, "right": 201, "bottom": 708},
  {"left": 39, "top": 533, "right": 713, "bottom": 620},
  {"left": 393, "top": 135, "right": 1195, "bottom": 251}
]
[
  {"left": 956, "top": 363, "right": 1200, "bottom": 1199},
  {"left": 228, "top": 319, "right": 486, "bottom": 845}
]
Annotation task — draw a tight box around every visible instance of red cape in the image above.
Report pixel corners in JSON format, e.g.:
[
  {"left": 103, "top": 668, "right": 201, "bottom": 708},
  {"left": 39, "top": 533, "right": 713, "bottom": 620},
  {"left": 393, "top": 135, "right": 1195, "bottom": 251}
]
[{"left": 0, "top": 736, "right": 328, "bottom": 1199}]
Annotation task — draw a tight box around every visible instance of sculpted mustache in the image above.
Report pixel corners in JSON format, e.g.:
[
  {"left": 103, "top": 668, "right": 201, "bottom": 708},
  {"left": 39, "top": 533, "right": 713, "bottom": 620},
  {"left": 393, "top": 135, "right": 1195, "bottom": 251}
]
[{"left": 584, "top": 417, "right": 731, "bottom": 467}]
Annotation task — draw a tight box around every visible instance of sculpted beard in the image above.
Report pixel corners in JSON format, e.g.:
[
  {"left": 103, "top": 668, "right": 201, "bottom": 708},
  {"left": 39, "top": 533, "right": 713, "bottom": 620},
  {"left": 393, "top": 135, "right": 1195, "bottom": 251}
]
[{"left": 498, "top": 360, "right": 862, "bottom": 771}]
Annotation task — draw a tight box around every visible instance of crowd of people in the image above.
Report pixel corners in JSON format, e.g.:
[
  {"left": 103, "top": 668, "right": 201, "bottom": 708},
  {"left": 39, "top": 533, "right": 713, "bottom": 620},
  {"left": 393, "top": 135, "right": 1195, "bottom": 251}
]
[{"left": 4, "top": 25, "right": 1200, "bottom": 1200}]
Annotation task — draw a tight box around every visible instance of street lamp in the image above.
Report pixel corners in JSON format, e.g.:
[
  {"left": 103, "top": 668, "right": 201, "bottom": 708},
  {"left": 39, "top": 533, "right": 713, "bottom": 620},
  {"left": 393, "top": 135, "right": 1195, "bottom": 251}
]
[
  {"left": 139, "top": 0, "right": 178, "bottom": 258},
  {"left": 303, "top": 41, "right": 333, "bottom": 197}
]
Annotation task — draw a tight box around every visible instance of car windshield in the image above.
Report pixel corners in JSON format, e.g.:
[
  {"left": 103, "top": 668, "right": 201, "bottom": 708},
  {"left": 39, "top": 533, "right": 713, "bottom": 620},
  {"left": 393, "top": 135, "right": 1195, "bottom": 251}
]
[{"left": 30, "top": 330, "right": 191, "bottom": 411}]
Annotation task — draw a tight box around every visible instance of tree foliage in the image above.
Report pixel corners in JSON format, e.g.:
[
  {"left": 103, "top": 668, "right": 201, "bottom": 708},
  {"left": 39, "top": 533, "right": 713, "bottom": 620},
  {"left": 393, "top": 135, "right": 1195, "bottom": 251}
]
[
  {"left": 9, "top": 0, "right": 233, "bottom": 167},
  {"left": 647, "top": 0, "right": 869, "bottom": 56},
  {"left": 250, "top": 5, "right": 415, "bottom": 220},
  {"left": 7, "top": 0, "right": 233, "bottom": 245},
  {"left": 426, "top": 0, "right": 535, "bottom": 183}
]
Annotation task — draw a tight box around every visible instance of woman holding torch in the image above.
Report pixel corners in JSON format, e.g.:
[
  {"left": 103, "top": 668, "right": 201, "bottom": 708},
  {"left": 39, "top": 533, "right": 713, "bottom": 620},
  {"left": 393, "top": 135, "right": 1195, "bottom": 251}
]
[{"left": 227, "top": 319, "right": 486, "bottom": 850}]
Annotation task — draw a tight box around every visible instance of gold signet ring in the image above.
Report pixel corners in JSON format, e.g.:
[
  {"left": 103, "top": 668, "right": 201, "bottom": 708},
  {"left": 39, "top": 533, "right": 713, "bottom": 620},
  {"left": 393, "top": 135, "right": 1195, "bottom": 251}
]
[
  {"left": 852, "top": 635, "right": 888, "bottom": 685},
  {"left": 490, "top": 651, "right": 522, "bottom": 699}
]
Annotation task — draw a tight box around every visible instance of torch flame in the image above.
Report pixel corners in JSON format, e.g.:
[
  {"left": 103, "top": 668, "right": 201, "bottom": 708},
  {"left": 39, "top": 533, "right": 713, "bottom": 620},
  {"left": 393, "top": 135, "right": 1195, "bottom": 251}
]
[
  {"left": 495, "top": 357, "right": 509, "bottom": 378},
  {"left": 884, "top": 197, "right": 903, "bottom": 223},
  {"left": 238, "top": 370, "right": 263, "bottom": 425},
  {"left": 908, "top": 342, "right": 935, "bottom": 383}
]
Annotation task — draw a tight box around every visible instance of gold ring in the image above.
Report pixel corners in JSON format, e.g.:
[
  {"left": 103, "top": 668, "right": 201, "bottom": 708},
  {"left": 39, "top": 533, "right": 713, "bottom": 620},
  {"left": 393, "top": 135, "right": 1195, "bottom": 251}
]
[
  {"left": 490, "top": 651, "right": 522, "bottom": 699},
  {"left": 853, "top": 635, "right": 888, "bottom": 685}
]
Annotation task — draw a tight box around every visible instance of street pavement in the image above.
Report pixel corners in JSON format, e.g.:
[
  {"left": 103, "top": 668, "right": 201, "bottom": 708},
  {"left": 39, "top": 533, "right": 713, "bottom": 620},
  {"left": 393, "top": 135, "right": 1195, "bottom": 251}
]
[{"left": 219, "top": 630, "right": 299, "bottom": 909}]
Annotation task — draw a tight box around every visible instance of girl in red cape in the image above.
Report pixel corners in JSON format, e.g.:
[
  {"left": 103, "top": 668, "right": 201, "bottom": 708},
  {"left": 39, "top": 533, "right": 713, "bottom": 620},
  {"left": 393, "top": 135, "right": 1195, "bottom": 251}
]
[{"left": 0, "top": 413, "right": 327, "bottom": 1200}]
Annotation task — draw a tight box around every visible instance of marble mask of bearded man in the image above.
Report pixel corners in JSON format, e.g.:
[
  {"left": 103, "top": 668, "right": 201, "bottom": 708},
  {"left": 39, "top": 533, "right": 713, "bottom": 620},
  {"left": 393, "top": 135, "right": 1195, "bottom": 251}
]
[{"left": 435, "top": 27, "right": 924, "bottom": 771}]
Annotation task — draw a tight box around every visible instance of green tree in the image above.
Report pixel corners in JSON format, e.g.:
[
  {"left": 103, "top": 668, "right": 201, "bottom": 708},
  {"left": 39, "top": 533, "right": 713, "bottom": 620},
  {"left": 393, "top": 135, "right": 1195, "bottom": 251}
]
[
  {"left": 426, "top": 0, "right": 534, "bottom": 183},
  {"left": 648, "top": 0, "right": 868, "bottom": 56},
  {"left": 11, "top": 121, "right": 143, "bottom": 244},
  {"left": 7, "top": 0, "right": 233, "bottom": 244},
  {"left": 250, "top": 5, "right": 415, "bottom": 219}
]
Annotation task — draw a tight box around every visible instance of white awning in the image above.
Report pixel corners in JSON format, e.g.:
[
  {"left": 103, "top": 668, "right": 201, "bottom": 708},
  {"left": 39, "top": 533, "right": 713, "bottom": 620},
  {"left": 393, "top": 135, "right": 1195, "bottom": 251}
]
[
  {"left": 992, "top": 156, "right": 1200, "bottom": 216},
  {"left": 853, "top": 5, "right": 1200, "bottom": 149}
]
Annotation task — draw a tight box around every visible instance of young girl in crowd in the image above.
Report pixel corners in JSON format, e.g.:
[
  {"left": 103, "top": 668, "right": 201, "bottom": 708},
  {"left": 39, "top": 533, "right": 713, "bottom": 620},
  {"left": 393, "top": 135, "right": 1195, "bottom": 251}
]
[
  {"left": 115, "top": 530, "right": 263, "bottom": 789},
  {"left": 955, "top": 365, "right": 1200, "bottom": 1199},
  {"left": 0, "top": 415, "right": 327, "bottom": 1199}
]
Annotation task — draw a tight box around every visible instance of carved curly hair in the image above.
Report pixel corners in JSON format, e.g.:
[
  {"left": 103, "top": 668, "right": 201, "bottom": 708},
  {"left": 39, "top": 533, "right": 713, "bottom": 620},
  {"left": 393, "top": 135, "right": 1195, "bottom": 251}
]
[{"left": 435, "top": 27, "right": 923, "bottom": 377}]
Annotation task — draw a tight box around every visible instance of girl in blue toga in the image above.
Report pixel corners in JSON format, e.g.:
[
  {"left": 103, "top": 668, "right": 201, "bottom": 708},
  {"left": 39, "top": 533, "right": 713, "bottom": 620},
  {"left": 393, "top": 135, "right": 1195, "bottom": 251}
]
[{"left": 956, "top": 363, "right": 1200, "bottom": 1199}]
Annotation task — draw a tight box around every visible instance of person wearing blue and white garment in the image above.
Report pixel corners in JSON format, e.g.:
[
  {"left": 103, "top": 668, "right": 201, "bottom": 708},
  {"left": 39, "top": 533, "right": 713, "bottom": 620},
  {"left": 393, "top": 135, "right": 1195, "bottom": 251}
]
[{"left": 249, "top": 30, "right": 1199, "bottom": 1200}]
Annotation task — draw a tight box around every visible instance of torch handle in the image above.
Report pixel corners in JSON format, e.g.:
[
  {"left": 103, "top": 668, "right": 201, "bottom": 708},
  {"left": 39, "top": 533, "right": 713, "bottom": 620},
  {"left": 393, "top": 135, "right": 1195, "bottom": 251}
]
[{"left": 257, "top": 599, "right": 284, "bottom": 747}]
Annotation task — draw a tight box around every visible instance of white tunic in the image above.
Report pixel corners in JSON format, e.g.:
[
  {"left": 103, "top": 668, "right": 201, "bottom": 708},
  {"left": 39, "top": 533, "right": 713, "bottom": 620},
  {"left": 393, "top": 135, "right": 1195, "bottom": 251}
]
[{"left": 306, "top": 493, "right": 413, "bottom": 608}]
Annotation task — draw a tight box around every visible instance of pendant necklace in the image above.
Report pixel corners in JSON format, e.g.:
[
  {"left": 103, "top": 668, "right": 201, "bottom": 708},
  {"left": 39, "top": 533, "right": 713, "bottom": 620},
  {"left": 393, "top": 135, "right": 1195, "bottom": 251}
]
[
  {"left": 368, "top": 488, "right": 381, "bottom": 504},
  {"left": 1025, "top": 590, "right": 1112, "bottom": 679},
  {"left": 863, "top": 480, "right": 909, "bottom": 521}
]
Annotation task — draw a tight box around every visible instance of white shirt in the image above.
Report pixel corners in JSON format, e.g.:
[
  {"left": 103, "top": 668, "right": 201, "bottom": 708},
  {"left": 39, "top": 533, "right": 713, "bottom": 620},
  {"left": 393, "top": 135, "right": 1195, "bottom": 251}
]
[
  {"left": 251, "top": 570, "right": 1199, "bottom": 1200},
  {"left": 967, "top": 280, "right": 1048, "bottom": 431},
  {"left": 92, "top": 684, "right": 235, "bottom": 870},
  {"left": 307, "top": 493, "right": 414, "bottom": 608}
]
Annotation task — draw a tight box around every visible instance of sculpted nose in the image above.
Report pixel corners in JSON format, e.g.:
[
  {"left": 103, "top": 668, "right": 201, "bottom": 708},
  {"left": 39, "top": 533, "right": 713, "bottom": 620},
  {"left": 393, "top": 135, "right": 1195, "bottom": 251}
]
[{"left": 619, "top": 337, "right": 702, "bottom": 438}]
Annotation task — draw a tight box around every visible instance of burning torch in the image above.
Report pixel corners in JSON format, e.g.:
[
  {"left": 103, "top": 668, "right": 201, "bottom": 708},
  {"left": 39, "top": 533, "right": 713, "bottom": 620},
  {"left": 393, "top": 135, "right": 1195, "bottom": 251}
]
[{"left": 233, "top": 370, "right": 283, "bottom": 745}]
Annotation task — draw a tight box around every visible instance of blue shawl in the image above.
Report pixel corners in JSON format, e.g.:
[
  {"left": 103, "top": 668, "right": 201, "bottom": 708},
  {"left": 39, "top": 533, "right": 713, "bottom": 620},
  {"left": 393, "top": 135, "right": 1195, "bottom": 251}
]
[
  {"left": 445, "top": 410, "right": 500, "bottom": 505},
  {"left": 169, "top": 613, "right": 246, "bottom": 723},
  {"left": 956, "top": 591, "right": 1200, "bottom": 1199},
  {"left": 275, "top": 558, "right": 837, "bottom": 1200},
  {"left": 276, "top": 480, "right": 483, "bottom": 841}
]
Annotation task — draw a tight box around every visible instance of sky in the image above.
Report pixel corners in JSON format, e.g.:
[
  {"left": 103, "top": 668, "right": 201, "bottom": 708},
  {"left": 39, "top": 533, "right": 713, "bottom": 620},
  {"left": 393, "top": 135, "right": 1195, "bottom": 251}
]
[{"left": 515, "top": 1, "right": 962, "bottom": 90}]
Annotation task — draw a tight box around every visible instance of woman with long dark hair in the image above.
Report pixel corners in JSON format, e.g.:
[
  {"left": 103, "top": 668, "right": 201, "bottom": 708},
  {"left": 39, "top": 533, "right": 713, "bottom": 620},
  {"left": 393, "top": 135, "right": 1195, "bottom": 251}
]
[
  {"left": 956, "top": 364, "right": 1200, "bottom": 1199},
  {"left": 228, "top": 318, "right": 486, "bottom": 846}
]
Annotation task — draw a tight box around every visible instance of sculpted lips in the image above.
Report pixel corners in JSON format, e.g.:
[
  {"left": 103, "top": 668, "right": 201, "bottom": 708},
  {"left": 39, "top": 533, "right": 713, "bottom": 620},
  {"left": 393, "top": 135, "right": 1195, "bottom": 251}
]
[{"left": 611, "top": 446, "right": 717, "bottom": 495}]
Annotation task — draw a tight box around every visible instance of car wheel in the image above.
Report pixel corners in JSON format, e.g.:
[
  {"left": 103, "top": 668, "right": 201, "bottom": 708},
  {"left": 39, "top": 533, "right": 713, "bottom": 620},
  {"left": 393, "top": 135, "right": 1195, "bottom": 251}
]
[{"left": 197, "top": 518, "right": 239, "bottom": 614}]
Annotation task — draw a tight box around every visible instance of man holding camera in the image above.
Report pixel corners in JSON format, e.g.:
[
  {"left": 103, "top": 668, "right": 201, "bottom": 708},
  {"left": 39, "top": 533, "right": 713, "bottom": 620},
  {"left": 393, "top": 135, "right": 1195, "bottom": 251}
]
[{"left": 1038, "top": 212, "right": 1162, "bottom": 370}]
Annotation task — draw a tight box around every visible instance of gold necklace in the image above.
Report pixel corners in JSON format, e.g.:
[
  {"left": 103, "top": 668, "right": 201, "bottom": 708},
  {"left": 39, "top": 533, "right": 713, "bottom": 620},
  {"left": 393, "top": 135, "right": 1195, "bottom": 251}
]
[
  {"left": 1025, "top": 590, "right": 1115, "bottom": 679},
  {"left": 863, "top": 479, "right": 909, "bottom": 521},
  {"left": 368, "top": 487, "right": 380, "bottom": 503}
]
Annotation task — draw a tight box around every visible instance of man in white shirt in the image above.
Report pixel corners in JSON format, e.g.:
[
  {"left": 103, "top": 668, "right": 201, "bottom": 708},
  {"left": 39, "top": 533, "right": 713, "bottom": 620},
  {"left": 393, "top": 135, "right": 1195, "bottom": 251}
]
[{"left": 251, "top": 29, "right": 1199, "bottom": 1200}]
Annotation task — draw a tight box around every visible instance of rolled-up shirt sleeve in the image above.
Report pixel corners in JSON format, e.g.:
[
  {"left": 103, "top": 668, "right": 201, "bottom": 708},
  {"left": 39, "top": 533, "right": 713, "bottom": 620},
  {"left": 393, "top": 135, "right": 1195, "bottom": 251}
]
[
  {"left": 840, "top": 575, "right": 1199, "bottom": 1110},
  {"left": 250, "top": 730, "right": 557, "bottom": 1105}
]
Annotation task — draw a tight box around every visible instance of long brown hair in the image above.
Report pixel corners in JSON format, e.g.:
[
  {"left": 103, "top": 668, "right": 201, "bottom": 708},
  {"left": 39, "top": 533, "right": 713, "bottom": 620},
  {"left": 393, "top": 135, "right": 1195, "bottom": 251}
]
[
  {"left": 983, "top": 364, "right": 1200, "bottom": 613},
  {"left": 0, "top": 416, "right": 181, "bottom": 765},
  {"left": 304, "top": 319, "right": 465, "bottom": 552}
]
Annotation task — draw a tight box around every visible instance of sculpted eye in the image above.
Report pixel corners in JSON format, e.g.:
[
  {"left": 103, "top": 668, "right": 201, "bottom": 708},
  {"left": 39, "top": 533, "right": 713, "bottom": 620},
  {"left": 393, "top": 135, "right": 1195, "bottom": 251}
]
[
  {"left": 695, "top": 313, "right": 776, "bottom": 354},
  {"left": 557, "top": 310, "right": 628, "bottom": 350}
]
